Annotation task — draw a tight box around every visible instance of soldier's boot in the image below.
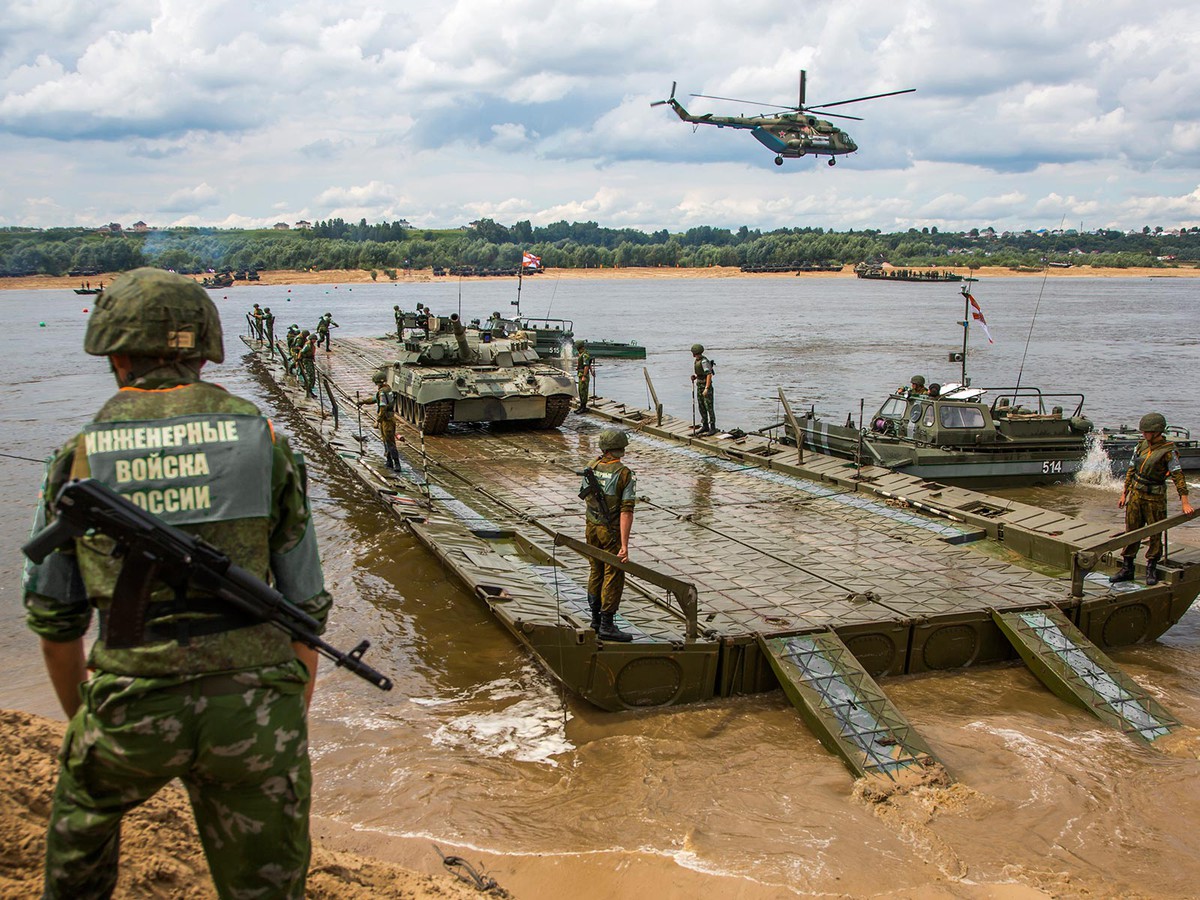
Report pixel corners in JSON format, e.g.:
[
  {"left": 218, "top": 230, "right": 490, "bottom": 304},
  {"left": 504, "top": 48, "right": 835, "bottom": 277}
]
[
  {"left": 1146, "top": 561, "right": 1161, "bottom": 586},
  {"left": 598, "top": 611, "right": 634, "bottom": 642},
  {"left": 1109, "top": 559, "right": 1136, "bottom": 584},
  {"left": 587, "top": 595, "right": 602, "bottom": 631}
]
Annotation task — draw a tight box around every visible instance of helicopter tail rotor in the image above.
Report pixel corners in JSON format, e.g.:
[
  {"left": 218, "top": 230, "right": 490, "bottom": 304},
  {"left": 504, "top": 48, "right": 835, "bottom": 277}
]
[{"left": 650, "top": 82, "right": 677, "bottom": 107}]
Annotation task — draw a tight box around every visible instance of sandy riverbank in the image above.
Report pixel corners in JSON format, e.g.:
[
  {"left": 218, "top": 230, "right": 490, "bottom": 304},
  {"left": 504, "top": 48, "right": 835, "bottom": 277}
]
[
  {"left": 4, "top": 264, "right": 1199, "bottom": 292},
  {"left": 0, "top": 709, "right": 497, "bottom": 900}
]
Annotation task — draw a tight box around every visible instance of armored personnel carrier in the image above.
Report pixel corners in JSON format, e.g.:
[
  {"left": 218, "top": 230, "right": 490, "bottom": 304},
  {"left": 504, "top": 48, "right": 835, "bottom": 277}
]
[{"left": 381, "top": 312, "right": 576, "bottom": 435}]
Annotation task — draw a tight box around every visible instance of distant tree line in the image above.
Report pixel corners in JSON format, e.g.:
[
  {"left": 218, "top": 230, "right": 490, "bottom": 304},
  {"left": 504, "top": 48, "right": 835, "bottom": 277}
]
[{"left": 2, "top": 220, "right": 1199, "bottom": 277}]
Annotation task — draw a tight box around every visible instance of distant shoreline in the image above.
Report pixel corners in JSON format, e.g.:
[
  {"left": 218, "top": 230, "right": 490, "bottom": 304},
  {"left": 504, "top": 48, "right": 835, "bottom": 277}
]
[{"left": 5, "top": 264, "right": 1199, "bottom": 291}]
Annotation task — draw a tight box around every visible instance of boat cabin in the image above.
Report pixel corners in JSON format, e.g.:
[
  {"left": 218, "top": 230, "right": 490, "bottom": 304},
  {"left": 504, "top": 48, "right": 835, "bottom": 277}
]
[{"left": 871, "top": 386, "right": 1092, "bottom": 448}]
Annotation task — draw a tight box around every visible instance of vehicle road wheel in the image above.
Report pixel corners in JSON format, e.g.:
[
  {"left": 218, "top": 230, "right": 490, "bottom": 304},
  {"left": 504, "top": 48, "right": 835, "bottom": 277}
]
[
  {"left": 535, "top": 395, "right": 572, "bottom": 429},
  {"left": 419, "top": 400, "right": 453, "bottom": 435}
]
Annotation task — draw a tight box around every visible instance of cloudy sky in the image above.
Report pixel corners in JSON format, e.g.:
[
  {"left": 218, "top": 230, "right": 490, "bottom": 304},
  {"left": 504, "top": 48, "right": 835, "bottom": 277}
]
[{"left": 3, "top": 0, "right": 1199, "bottom": 233}]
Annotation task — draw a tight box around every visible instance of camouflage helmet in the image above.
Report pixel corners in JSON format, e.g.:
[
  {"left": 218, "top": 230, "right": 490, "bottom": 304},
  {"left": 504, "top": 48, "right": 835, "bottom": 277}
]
[
  {"left": 598, "top": 428, "right": 629, "bottom": 451},
  {"left": 1139, "top": 412, "right": 1167, "bottom": 433},
  {"left": 394, "top": 304, "right": 400, "bottom": 310},
  {"left": 691, "top": 343, "right": 704, "bottom": 354},
  {"left": 371, "top": 371, "right": 388, "bottom": 385},
  {"left": 84, "top": 267, "right": 223, "bottom": 363},
  {"left": 910, "top": 375, "right": 926, "bottom": 386}
]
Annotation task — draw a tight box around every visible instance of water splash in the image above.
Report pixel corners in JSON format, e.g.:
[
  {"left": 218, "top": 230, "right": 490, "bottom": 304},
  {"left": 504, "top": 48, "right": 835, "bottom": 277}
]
[{"left": 1075, "top": 432, "right": 1122, "bottom": 489}]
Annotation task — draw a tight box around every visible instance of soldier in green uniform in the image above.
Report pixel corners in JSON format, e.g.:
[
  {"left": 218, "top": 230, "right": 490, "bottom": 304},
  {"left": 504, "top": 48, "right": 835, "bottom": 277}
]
[
  {"left": 315, "top": 312, "right": 339, "bottom": 352},
  {"left": 263, "top": 306, "right": 275, "bottom": 346},
  {"left": 23, "top": 268, "right": 331, "bottom": 899},
  {"left": 1111, "top": 412, "right": 1194, "bottom": 585},
  {"left": 298, "top": 333, "right": 318, "bottom": 397},
  {"left": 690, "top": 343, "right": 716, "bottom": 435},
  {"left": 576, "top": 341, "right": 593, "bottom": 412},
  {"left": 249, "top": 303, "right": 265, "bottom": 342},
  {"left": 579, "top": 428, "right": 636, "bottom": 642},
  {"left": 357, "top": 372, "right": 401, "bottom": 468},
  {"left": 284, "top": 325, "right": 301, "bottom": 374},
  {"left": 902, "top": 374, "right": 928, "bottom": 396},
  {"left": 393, "top": 304, "right": 404, "bottom": 341}
]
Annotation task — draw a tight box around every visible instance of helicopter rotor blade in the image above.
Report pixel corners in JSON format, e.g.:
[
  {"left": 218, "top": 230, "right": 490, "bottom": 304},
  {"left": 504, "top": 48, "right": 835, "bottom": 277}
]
[
  {"left": 690, "top": 92, "right": 800, "bottom": 111},
  {"left": 806, "top": 87, "right": 916, "bottom": 111},
  {"left": 815, "top": 111, "right": 863, "bottom": 121},
  {"left": 798, "top": 70, "right": 806, "bottom": 108},
  {"left": 650, "top": 81, "right": 678, "bottom": 107}
]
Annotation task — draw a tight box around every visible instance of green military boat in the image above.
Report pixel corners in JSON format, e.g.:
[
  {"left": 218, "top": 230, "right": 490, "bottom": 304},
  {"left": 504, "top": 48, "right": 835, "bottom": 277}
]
[
  {"left": 241, "top": 334, "right": 1200, "bottom": 785},
  {"left": 788, "top": 279, "right": 1200, "bottom": 484},
  {"left": 574, "top": 338, "right": 647, "bottom": 359}
]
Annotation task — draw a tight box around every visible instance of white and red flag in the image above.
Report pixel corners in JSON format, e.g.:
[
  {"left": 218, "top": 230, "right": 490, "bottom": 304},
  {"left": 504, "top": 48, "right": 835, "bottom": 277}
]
[
  {"left": 522, "top": 251, "right": 541, "bottom": 269},
  {"left": 966, "top": 292, "right": 993, "bottom": 343}
]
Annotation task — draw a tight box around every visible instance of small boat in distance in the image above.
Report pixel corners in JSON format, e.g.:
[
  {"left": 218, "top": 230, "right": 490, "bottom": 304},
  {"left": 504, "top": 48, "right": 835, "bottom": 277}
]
[
  {"left": 576, "top": 338, "right": 647, "bottom": 359},
  {"left": 74, "top": 284, "right": 102, "bottom": 295}
]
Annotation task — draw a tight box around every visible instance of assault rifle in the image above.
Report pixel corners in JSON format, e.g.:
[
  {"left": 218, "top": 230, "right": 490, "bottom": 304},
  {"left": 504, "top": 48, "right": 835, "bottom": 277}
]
[
  {"left": 578, "top": 467, "right": 618, "bottom": 528},
  {"left": 23, "top": 478, "right": 393, "bottom": 691}
]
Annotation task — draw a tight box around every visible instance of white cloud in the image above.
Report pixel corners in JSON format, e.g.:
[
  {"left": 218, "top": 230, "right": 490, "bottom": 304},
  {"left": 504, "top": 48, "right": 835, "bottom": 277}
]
[{"left": 3, "top": 1, "right": 1200, "bottom": 231}]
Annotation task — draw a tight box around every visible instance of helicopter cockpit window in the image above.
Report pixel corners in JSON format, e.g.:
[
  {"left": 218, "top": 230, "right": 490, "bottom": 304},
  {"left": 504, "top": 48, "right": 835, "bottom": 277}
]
[{"left": 939, "top": 405, "right": 986, "bottom": 429}]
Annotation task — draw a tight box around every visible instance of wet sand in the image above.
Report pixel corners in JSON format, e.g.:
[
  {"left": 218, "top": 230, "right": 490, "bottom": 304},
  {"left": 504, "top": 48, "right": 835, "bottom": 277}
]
[{"left": 5, "top": 263, "right": 1199, "bottom": 292}]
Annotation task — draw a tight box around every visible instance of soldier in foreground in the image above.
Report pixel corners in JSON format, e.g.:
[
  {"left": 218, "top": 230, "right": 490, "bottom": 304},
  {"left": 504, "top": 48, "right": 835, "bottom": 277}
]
[
  {"left": 358, "top": 371, "right": 402, "bottom": 468},
  {"left": 22, "top": 268, "right": 332, "bottom": 899},
  {"left": 576, "top": 340, "right": 593, "bottom": 412},
  {"left": 690, "top": 343, "right": 716, "bottom": 435},
  {"left": 1111, "top": 411, "right": 1194, "bottom": 585},
  {"left": 579, "top": 428, "right": 636, "bottom": 642}
]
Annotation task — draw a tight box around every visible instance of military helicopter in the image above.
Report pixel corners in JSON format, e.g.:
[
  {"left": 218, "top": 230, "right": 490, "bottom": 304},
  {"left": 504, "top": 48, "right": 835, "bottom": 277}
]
[{"left": 651, "top": 70, "right": 914, "bottom": 166}]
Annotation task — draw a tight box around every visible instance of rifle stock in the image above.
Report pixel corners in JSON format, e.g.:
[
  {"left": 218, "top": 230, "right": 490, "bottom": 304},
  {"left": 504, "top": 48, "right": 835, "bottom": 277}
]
[{"left": 23, "top": 478, "right": 393, "bottom": 691}]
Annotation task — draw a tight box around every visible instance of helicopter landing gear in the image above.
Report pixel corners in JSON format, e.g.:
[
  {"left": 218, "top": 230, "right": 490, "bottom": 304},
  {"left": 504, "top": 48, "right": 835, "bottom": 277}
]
[
  {"left": 774, "top": 156, "right": 783, "bottom": 166},
  {"left": 828, "top": 158, "right": 836, "bottom": 166}
]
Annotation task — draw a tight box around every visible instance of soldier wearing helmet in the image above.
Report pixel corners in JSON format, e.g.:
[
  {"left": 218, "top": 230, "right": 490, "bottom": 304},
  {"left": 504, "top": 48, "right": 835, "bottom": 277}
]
[
  {"left": 315, "top": 311, "right": 339, "bottom": 352},
  {"left": 576, "top": 341, "right": 593, "bottom": 412},
  {"left": 357, "top": 369, "right": 401, "bottom": 468},
  {"left": 1111, "top": 412, "right": 1194, "bottom": 585},
  {"left": 298, "top": 332, "right": 319, "bottom": 397},
  {"left": 690, "top": 343, "right": 717, "bottom": 436},
  {"left": 22, "top": 268, "right": 330, "bottom": 898},
  {"left": 903, "top": 374, "right": 928, "bottom": 396},
  {"left": 262, "top": 306, "right": 275, "bottom": 345},
  {"left": 578, "top": 427, "right": 637, "bottom": 641},
  {"left": 249, "top": 302, "right": 265, "bottom": 342}
]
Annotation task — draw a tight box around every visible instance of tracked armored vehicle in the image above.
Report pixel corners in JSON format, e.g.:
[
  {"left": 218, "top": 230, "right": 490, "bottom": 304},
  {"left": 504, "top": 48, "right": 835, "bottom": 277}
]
[{"left": 382, "top": 312, "right": 576, "bottom": 435}]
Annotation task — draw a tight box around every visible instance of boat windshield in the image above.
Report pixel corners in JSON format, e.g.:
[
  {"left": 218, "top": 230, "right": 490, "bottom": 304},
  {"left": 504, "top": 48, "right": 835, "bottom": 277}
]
[{"left": 939, "top": 405, "right": 986, "bottom": 428}]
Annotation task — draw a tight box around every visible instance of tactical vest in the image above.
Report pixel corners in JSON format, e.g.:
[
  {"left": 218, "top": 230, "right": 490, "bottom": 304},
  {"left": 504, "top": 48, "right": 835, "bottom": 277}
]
[
  {"left": 694, "top": 355, "right": 714, "bottom": 381},
  {"left": 1128, "top": 439, "right": 1177, "bottom": 497},
  {"left": 374, "top": 389, "right": 398, "bottom": 421},
  {"left": 69, "top": 383, "right": 295, "bottom": 676},
  {"left": 583, "top": 457, "right": 634, "bottom": 526}
]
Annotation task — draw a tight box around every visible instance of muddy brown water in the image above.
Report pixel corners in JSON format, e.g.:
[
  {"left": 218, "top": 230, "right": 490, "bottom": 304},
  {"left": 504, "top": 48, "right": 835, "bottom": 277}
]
[{"left": 2, "top": 277, "right": 1198, "bottom": 897}]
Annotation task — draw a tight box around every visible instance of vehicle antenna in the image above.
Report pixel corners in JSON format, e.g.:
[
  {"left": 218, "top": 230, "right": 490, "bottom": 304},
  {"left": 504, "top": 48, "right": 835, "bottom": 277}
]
[
  {"left": 543, "top": 272, "right": 562, "bottom": 318},
  {"left": 1014, "top": 215, "right": 1065, "bottom": 398}
]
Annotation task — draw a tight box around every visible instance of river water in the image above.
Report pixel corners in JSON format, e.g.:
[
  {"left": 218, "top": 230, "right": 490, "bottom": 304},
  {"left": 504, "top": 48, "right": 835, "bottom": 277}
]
[{"left": 2, "top": 275, "right": 1199, "bottom": 898}]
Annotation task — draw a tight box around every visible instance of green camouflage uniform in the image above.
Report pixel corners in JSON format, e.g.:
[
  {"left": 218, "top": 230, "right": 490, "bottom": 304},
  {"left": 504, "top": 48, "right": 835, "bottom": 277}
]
[
  {"left": 298, "top": 339, "right": 317, "bottom": 396},
  {"left": 1121, "top": 435, "right": 1190, "bottom": 563},
  {"left": 576, "top": 348, "right": 593, "bottom": 411},
  {"left": 361, "top": 387, "right": 401, "bottom": 467},
  {"left": 581, "top": 455, "right": 636, "bottom": 613},
  {"left": 263, "top": 309, "right": 275, "bottom": 345},
  {"left": 315, "top": 316, "right": 338, "bottom": 351},
  {"left": 694, "top": 353, "right": 716, "bottom": 432},
  {"left": 24, "top": 369, "right": 331, "bottom": 900}
]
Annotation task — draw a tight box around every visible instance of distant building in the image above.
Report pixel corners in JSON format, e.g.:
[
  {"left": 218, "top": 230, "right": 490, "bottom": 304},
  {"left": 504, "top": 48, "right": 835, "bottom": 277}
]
[
  {"left": 130, "top": 221, "right": 151, "bottom": 233},
  {"left": 98, "top": 222, "right": 123, "bottom": 235},
  {"left": 273, "top": 222, "right": 290, "bottom": 230},
  {"left": 294, "top": 220, "right": 312, "bottom": 229}
]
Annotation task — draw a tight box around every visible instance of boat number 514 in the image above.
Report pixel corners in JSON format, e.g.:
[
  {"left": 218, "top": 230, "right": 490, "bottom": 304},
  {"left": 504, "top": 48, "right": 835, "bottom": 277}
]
[{"left": 1042, "top": 460, "right": 1063, "bottom": 474}]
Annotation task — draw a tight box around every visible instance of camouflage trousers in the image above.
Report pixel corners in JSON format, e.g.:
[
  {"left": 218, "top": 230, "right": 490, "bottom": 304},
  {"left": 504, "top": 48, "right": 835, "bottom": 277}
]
[
  {"left": 45, "top": 663, "right": 312, "bottom": 900},
  {"left": 586, "top": 521, "right": 625, "bottom": 613},
  {"left": 378, "top": 416, "right": 400, "bottom": 467},
  {"left": 299, "top": 361, "right": 316, "bottom": 395},
  {"left": 1122, "top": 492, "right": 1169, "bottom": 562},
  {"left": 577, "top": 376, "right": 590, "bottom": 409},
  {"left": 697, "top": 386, "right": 716, "bottom": 430}
]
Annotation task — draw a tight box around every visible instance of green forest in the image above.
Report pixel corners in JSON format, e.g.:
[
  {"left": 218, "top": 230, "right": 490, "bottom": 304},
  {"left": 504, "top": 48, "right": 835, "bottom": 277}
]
[{"left": 2, "top": 218, "right": 1198, "bottom": 277}]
